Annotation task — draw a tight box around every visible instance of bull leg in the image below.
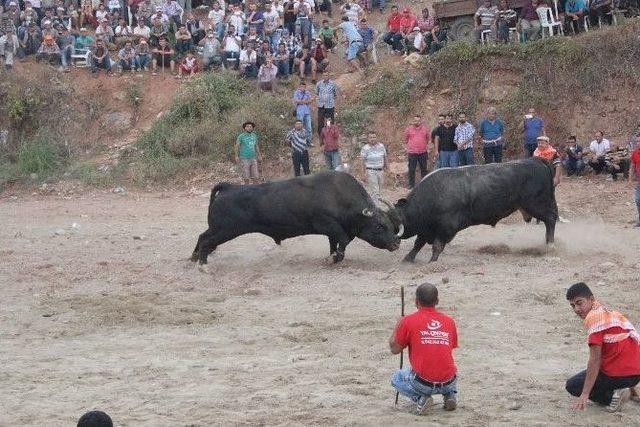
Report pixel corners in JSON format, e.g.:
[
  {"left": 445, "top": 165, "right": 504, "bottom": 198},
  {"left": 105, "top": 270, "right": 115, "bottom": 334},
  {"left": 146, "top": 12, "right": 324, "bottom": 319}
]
[
  {"left": 429, "top": 238, "right": 445, "bottom": 262},
  {"left": 329, "top": 236, "right": 338, "bottom": 255},
  {"left": 314, "top": 219, "right": 350, "bottom": 263},
  {"left": 519, "top": 208, "right": 533, "bottom": 223},
  {"left": 198, "top": 230, "right": 241, "bottom": 264},
  {"left": 403, "top": 235, "right": 427, "bottom": 263},
  {"left": 191, "top": 229, "right": 211, "bottom": 262},
  {"left": 544, "top": 218, "right": 556, "bottom": 244}
]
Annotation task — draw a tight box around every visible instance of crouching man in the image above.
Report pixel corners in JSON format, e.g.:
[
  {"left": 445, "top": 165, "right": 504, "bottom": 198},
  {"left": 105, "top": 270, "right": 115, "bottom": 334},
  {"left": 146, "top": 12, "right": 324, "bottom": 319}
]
[
  {"left": 389, "top": 283, "right": 458, "bottom": 415},
  {"left": 565, "top": 282, "right": 640, "bottom": 412}
]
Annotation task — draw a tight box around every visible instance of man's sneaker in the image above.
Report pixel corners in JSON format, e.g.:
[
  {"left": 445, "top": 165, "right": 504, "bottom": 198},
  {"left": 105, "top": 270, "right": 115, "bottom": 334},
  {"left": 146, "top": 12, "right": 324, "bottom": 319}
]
[
  {"left": 606, "top": 388, "right": 629, "bottom": 412},
  {"left": 415, "top": 396, "right": 433, "bottom": 415},
  {"left": 443, "top": 397, "right": 457, "bottom": 411}
]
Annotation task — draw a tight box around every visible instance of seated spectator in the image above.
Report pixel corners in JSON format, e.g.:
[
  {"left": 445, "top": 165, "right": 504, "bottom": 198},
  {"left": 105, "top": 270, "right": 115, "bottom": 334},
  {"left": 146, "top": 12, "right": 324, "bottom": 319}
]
[
  {"left": 239, "top": 40, "right": 258, "bottom": 78},
  {"left": 294, "top": 45, "right": 313, "bottom": 80},
  {"left": 133, "top": 20, "right": 151, "bottom": 42},
  {"left": 417, "top": 8, "right": 435, "bottom": 32},
  {"left": 90, "top": 38, "right": 112, "bottom": 75},
  {"left": 95, "top": 19, "right": 114, "bottom": 44},
  {"left": 36, "top": 34, "right": 61, "bottom": 66},
  {"left": 114, "top": 18, "right": 133, "bottom": 47},
  {"left": 589, "top": 0, "right": 613, "bottom": 26},
  {"left": 425, "top": 23, "right": 446, "bottom": 55},
  {"left": 474, "top": 0, "right": 498, "bottom": 43},
  {"left": 149, "top": 18, "right": 167, "bottom": 47},
  {"left": 358, "top": 18, "right": 376, "bottom": 60},
  {"left": 405, "top": 26, "right": 424, "bottom": 54},
  {"left": 228, "top": 5, "right": 246, "bottom": 37},
  {"left": 162, "top": 0, "right": 183, "bottom": 31},
  {"left": 604, "top": 145, "right": 630, "bottom": 181},
  {"left": 207, "top": 1, "right": 225, "bottom": 40},
  {"left": 0, "top": 27, "right": 19, "bottom": 69},
  {"left": 563, "top": 135, "right": 586, "bottom": 176},
  {"left": 222, "top": 25, "right": 241, "bottom": 69},
  {"left": 318, "top": 19, "right": 336, "bottom": 51},
  {"left": 57, "top": 26, "right": 75, "bottom": 71},
  {"left": 199, "top": 31, "right": 222, "bottom": 71},
  {"left": 136, "top": 0, "right": 154, "bottom": 25},
  {"left": 280, "top": 29, "right": 301, "bottom": 74},
  {"left": 587, "top": 130, "right": 611, "bottom": 175},
  {"left": 185, "top": 12, "right": 205, "bottom": 45},
  {"left": 174, "top": 24, "right": 193, "bottom": 58},
  {"left": 151, "top": 7, "right": 170, "bottom": 27},
  {"left": 75, "top": 27, "right": 93, "bottom": 51},
  {"left": 41, "top": 20, "right": 59, "bottom": 40},
  {"left": 496, "top": 0, "right": 517, "bottom": 43},
  {"left": 520, "top": 0, "right": 541, "bottom": 41},
  {"left": 151, "top": 37, "right": 175, "bottom": 74},
  {"left": 274, "top": 42, "right": 289, "bottom": 79},
  {"left": 383, "top": 5, "right": 403, "bottom": 54},
  {"left": 40, "top": 11, "right": 56, "bottom": 29},
  {"left": 118, "top": 40, "right": 138, "bottom": 73},
  {"left": 20, "top": 3, "right": 39, "bottom": 26},
  {"left": 257, "top": 56, "right": 278, "bottom": 91},
  {"left": 79, "top": 0, "right": 96, "bottom": 29},
  {"left": 107, "top": 0, "right": 121, "bottom": 14},
  {"left": 52, "top": 7, "right": 69, "bottom": 31},
  {"left": 19, "top": 22, "right": 42, "bottom": 57},
  {"left": 5, "top": 2, "right": 21, "bottom": 30},
  {"left": 310, "top": 38, "right": 328, "bottom": 79},
  {"left": 135, "top": 38, "right": 151, "bottom": 70},
  {"left": 564, "top": 0, "right": 587, "bottom": 33},
  {"left": 295, "top": 7, "right": 312, "bottom": 46},
  {"left": 399, "top": 8, "right": 418, "bottom": 40},
  {"left": 95, "top": 4, "right": 109, "bottom": 24},
  {"left": 244, "top": 25, "right": 261, "bottom": 46},
  {"left": 177, "top": 50, "right": 199, "bottom": 78}
]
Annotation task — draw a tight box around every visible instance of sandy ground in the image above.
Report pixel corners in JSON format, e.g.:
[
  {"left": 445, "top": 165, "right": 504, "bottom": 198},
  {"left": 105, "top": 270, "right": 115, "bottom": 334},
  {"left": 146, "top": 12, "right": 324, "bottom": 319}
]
[{"left": 1, "top": 177, "right": 640, "bottom": 427}]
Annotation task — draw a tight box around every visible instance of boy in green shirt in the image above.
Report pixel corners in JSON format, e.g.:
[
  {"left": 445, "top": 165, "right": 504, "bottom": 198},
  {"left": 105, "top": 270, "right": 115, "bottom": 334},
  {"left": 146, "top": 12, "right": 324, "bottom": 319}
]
[
  {"left": 318, "top": 20, "right": 336, "bottom": 51},
  {"left": 235, "top": 121, "right": 261, "bottom": 184}
]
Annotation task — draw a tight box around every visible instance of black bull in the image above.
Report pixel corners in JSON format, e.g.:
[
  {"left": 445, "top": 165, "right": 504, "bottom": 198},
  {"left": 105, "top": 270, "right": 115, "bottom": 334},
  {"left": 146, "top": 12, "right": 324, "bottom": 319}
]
[
  {"left": 391, "top": 158, "right": 558, "bottom": 262},
  {"left": 191, "top": 171, "right": 403, "bottom": 264}
]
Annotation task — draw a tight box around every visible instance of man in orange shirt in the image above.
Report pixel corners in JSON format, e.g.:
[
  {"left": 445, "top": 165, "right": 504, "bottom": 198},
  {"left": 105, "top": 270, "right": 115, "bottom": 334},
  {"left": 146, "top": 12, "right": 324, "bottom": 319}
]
[
  {"left": 404, "top": 114, "right": 430, "bottom": 189},
  {"left": 565, "top": 282, "right": 640, "bottom": 412},
  {"left": 390, "top": 283, "right": 458, "bottom": 414},
  {"left": 629, "top": 134, "right": 640, "bottom": 227}
]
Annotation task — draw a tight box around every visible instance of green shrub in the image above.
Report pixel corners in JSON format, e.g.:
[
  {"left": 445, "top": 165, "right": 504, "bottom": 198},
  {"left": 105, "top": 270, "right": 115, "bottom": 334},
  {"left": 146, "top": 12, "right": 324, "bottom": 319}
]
[{"left": 17, "top": 137, "right": 64, "bottom": 175}]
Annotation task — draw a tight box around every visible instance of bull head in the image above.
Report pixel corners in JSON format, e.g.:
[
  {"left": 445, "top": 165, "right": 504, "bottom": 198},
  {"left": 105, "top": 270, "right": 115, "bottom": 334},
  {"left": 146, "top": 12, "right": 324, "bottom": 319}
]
[{"left": 378, "top": 198, "right": 405, "bottom": 238}]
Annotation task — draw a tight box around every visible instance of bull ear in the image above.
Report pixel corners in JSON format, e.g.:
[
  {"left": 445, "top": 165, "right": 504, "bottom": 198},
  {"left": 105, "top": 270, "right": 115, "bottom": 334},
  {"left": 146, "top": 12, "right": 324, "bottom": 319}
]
[{"left": 361, "top": 208, "right": 374, "bottom": 217}]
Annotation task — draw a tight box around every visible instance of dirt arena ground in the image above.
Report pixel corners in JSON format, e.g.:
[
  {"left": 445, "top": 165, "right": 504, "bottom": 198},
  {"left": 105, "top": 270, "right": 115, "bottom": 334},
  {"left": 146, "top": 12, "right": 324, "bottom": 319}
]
[{"left": 1, "top": 177, "right": 639, "bottom": 426}]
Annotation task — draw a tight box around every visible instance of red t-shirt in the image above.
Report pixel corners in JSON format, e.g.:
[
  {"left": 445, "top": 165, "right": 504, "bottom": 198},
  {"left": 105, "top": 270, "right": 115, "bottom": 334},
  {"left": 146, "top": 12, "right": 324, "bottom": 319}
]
[
  {"left": 404, "top": 125, "right": 430, "bottom": 154},
  {"left": 394, "top": 307, "right": 458, "bottom": 382},
  {"left": 387, "top": 14, "right": 402, "bottom": 32},
  {"left": 631, "top": 148, "right": 640, "bottom": 182},
  {"left": 588, "top": 326, "right": 640, "bottom": 377}
]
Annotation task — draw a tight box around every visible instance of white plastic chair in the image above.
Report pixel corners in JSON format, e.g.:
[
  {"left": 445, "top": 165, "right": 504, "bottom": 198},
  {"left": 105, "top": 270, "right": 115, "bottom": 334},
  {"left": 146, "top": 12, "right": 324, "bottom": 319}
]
[{"left": 536, "top": 6, "right": 564, "bottom": 37}]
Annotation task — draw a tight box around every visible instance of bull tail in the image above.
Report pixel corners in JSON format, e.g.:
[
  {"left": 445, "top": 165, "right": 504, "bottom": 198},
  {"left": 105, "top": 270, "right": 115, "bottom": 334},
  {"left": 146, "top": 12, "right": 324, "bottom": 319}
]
[{"left": 210, "top": 182, "right": 232, "bottom": 205}]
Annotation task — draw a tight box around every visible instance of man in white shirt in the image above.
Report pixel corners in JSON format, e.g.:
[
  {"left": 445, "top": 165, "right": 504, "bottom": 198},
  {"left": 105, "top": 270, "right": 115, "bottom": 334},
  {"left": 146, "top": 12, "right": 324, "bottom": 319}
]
[
  {"left": 133, "top": 20, "right": 151, "bottom": 42},
  {"left": 239, "top": 40, "right": 258, "bottom": 77},
  {"left": 222, "top": 25, "right": 241, "bottom": 69},
  {"left": 361, "top": 132, "right": 388, "bottom": 199},
  {"left": 588, "top": 130, "right": 611, "bottom": 174},
  {"left": 207, "top": 1, "right": 225, "bottom": 39}
]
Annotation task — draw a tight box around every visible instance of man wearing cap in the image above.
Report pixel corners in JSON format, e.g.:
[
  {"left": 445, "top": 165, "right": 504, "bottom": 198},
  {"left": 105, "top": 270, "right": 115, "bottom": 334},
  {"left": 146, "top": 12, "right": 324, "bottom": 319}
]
[
  {"left": 235, "top": 121, "right": 261, "bottom": 185},
  {"left": 533, "top": 135, "right": 562, "bottom": 186},
  {"left": 36, "top": 33, "right": 61, "bottom": 65},
  {"left": 0, "top": 27, "right": 19, "bottom": 69},
  {"left": 390, "top": 283, "right": 459, "bottom": 415}
]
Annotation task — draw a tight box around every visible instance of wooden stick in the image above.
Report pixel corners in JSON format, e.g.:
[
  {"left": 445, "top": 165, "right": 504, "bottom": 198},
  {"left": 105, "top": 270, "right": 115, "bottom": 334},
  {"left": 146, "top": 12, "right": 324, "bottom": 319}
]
[{"left": 395, "top": 285, "right": 405, "bottom": 405}]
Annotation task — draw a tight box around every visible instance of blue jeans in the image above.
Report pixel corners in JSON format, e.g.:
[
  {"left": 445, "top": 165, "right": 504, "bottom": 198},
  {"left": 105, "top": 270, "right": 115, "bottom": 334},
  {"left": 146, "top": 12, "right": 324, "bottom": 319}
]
[
  {"left": 296, "top": 111, "right": 312, "bottom": 137},
  {"left": 138, "top": 54, "right": 150, "bottom": 69},
  {"left": 458, "top": 148, "right": 474, "bottom": 166},
  {"left": 483, "top": 143, "right": 503, "bottom": 163},
  {"left": 438, "top": 150, "right": 459, "bottom": 168},
  {"left": 391, "top": 368, "right": 458, "bottom": 403},
  {"left": 120, "top": 57, "right": 138, "bottom": 70},
  {"left": 324, "top": 150, "right": 341, "bottom": 170},
  {"left": 563, "top": 159, "right": 585, "bottom": 176}
]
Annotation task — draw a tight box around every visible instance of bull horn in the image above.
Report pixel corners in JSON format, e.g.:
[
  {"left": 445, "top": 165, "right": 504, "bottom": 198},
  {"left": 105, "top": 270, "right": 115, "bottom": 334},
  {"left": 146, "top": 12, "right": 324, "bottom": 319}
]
[
  {"left": 396, "top": 223, "right": 405, "bottom": 237},
  {"left": 362, "top": 208, "right": 374, "bottom": 217}
]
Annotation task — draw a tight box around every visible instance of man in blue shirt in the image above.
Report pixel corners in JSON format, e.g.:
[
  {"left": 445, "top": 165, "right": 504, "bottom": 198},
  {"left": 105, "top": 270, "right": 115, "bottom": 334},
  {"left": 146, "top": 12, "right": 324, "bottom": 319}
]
[
  {"left": 336, "top": 16, "right": 363, "bottom": 73},
  {"left": 479, "top": 107, "right": 505, "bottom": 163},
  {"left": 523, "top": 107, "right": 545, "bottom": 157},
  {"left": 292, "top": 81, "right": 313, "bottom": 138},
  {"left": 564, "top": 0, "right": 587, "bottom": 33}
]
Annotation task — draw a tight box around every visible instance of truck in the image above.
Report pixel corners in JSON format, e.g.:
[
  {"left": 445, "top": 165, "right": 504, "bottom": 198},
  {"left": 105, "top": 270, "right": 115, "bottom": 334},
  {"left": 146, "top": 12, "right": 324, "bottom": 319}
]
[{"left": 432, "top": 0, "right": 528, "bottom": 40}]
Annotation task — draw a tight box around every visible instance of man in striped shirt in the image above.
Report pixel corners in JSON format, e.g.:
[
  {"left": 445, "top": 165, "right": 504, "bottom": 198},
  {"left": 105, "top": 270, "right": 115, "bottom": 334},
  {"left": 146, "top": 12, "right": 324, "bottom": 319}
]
[
  {"left": 286, "top": 119, "right": 313, "bottom": 176},
  {"left": 454, "top": 112, "right": 476, "bottom": 166},
  {"left": 474, "top": 0, "right": 498, "bottom": 43}
]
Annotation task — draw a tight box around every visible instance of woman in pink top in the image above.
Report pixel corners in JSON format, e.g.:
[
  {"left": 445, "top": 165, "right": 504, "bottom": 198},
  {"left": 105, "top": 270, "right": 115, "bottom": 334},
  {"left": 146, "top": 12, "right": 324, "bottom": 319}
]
[{"left": 404, "top": 114, "right": 430, "bottom": 189}]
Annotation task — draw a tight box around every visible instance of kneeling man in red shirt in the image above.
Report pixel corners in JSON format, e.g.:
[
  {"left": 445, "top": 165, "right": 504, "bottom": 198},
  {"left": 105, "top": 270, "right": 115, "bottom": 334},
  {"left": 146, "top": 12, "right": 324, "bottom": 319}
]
[
  {"left": 389, "top": 283, "right": 458, "bottom": 415},
  {"left": 566, "top": 282, "right": 640, "bottom": 412}
]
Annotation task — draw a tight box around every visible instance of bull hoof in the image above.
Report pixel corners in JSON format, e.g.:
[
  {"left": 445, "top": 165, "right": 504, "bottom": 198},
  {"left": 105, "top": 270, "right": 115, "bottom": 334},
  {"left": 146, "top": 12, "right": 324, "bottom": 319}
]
[
  {"left": 197, "top": 263, "right": 209, "bottom": 274},
  {"left": 402, "top": 255, "right": 416, "bottom": 263},
  {"left": 332, "top": 251, "right": 345, "bottom": 263},
  {"left": 190, "top": 252, "right": 198, "bottom": 262}
]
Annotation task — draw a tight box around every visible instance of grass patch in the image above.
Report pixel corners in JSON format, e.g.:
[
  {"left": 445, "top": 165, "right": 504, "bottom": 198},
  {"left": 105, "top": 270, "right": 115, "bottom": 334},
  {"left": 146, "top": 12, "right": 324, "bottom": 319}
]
[{"left": 132, "top": 71, "right": 291, "bottom": 182}]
